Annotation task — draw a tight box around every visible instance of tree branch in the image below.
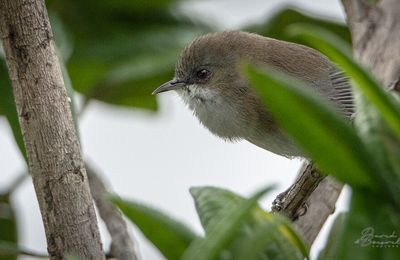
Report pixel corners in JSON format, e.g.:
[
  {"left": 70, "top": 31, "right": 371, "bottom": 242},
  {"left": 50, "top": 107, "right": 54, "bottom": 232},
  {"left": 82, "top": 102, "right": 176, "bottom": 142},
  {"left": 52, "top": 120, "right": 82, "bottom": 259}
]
[
  {"left": 272, "top": 161, "right": 343, "bottom": 247},
  {"left": 293, "top": 176, "right": 343, "bottom": 246},
  {"left": 0, "top": 0, "right": 103, "bottom": 258},
  {"left": 342, "top": 0, "right": 400, "bottom": 87},
  {"left": 86, "top": 163, "right": 139, "bottom": 260}
]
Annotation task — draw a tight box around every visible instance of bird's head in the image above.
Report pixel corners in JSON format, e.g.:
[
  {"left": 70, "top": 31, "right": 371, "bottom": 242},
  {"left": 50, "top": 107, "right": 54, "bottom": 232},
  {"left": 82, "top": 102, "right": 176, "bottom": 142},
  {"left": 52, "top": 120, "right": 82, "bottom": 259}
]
[{"left": 153, "top": 31, "right": 252, "bottom": 106}]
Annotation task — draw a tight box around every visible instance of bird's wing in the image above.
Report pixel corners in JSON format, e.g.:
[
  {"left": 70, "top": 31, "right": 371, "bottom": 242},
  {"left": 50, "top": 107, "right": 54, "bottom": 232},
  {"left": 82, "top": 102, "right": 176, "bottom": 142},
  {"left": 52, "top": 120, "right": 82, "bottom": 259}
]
[{"left": 329, "top": 69, "right": 354, "bottom": 118}]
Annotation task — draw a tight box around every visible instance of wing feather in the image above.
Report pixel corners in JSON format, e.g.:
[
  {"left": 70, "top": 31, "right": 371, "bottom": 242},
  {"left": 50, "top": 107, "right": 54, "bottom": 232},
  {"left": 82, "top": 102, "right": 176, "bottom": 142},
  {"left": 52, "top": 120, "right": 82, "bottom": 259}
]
[{"left": 329, "top": 69, "right": 354, "bottom": 118}]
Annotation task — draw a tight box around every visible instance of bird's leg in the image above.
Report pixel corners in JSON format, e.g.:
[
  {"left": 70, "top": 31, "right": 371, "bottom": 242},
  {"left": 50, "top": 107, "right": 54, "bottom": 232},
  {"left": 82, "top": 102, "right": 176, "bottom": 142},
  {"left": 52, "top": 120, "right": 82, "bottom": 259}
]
[
  {"left": 271, "top": 161, "right": 326, "bottom": 221},
  {"left": 271, "top": 187, "right": 290, "bottom": 212}
]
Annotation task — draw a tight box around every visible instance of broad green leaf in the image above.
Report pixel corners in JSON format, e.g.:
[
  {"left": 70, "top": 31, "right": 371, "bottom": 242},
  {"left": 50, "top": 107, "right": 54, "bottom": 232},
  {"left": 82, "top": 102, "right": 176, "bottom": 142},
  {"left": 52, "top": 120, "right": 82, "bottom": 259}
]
[
  {"left": 0, "top": 193, "right": 18, "bottom": 260},
  {"left": 288, "top": 24, "right": 400, "bottom": 138},
  {"left": 111, "top": 196, "right": 197, "bottom": 260},
  {"left": 318, "top": 213, "right": 347, "bottom": 260},
  {"left": 334, "top": 192, "right": 400, "bottom": 260},
  {"left": 182, "top": 186, "right": 303, "bottom": 260},
  {"left": 245, "top": 66, "right": 378, "bottom": 189},
  {"left": 47, "top": 0, "right": 211, "bottom": 111},
  {"left": 246, "top": 7, "right": 350, "bottom": 44},
  {"left": 182, "top": 187, "right": 268, "bottom": 260},
  {"left": 0, "top": 61, "right": 26, "bottom": 161},
  {"left": 235, "top": 218, "right": 305, "bottom": 260},
  {"left": 190, "top": 186, "right": 307, "bottom": 259},
  {"left": 189, "top": 186, "right": 244, "bottom": 233}
]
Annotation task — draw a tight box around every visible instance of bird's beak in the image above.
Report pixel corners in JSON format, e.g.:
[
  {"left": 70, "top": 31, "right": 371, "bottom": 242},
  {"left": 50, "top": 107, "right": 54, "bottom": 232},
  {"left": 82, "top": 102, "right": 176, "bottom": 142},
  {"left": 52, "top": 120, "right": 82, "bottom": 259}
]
[{"left": 152, "top": 80, "right": 186, "bottom": 95}]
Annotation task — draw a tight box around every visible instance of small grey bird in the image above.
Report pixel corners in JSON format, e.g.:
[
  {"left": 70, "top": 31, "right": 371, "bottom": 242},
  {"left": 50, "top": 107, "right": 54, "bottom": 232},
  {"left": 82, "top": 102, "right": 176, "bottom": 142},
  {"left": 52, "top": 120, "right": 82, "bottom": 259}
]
[{"left": 153, "top": 31, "right": 353, "bottom": 158}]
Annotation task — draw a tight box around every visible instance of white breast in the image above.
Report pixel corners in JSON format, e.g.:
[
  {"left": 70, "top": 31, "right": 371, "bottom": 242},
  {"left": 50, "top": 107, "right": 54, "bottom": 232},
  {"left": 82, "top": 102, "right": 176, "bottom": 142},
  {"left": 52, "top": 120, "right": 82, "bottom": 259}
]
[
  {"left": 177, "top": 85, "right": 302, "bottom": 158},
  {"left": 246, "top": 131, "right": 302, "bottom": 158},
  {"left": 177, "top": 85, "right": 246, "bottom": 141}
]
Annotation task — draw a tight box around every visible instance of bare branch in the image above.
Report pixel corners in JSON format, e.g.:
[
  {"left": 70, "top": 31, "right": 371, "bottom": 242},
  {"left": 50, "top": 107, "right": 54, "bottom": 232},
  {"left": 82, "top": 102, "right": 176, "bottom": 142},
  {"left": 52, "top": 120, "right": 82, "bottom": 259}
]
[
  {"left": 272, "top": 161, "right": 343, "bottom": 247},
  {"left": 293, "top": 176, "right": 343, "bottom": 246},
  {"left": 86, "top": 163, "right": 139, "bottom": 260},
  {"left": 341, "top": 0, "right": 370, "bottom": 26},
  {"left": 272, "top": 162, "right": 325, "bottom": 220},
  {"left": 343, "top": 0, "right": 400, "bottom": 87}
]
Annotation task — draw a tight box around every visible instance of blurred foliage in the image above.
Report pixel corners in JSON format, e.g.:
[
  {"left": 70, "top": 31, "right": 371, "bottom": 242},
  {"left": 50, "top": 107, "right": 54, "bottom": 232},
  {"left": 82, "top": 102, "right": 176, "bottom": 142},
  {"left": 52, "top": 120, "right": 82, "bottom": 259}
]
[
  {"left": 47, "top": 0, "right": 210, "bottom": 111},
  {"left": 113, "top": 186, "right": 307, "bottom": 260},
  {"left": 182, "top": 186, "right": 307, "bottom": 260},
  {"left": 111, "top": 196, "right": 198, "bottom": 260},
  {"left": 0, "top": 61, "right": 26, "bottom": 160},
  {"left": 246, "top": 7, "right": 350, "bottom": 44},
  {"left": 317, "top": 213, "right": 346, "bottom": 259},
  {"left": 0, "top": 193, "right": 18, "bottom": 260}
]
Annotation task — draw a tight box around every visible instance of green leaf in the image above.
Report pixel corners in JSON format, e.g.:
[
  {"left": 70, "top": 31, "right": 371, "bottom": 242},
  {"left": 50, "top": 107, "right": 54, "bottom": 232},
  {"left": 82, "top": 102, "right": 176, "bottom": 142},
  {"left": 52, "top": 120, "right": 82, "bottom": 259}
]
[
  {"left": 246, "top": 7, "right": 350, "bottom": 44},
  {"left": 81, "top": 49, "right": 180, "bottom": 111},
  {"left": 0, "top": 60, "right": 27, "bottom": 161},
  {"left": 245, "top": 65, "right": 378, "bottom": 189},
  {"left": 190, "top": 186, "right": 307, "bottom": 259},
  {"left": 189, "top": 186, "right": 244, "bottom": 233},
  {"left": 288, "top": 24, "right": 400, "bottom": 138},
  {"left": 318, "top": 213, "right": 347, "bottom": 260},
  {"left": 353, "top": 92, "right": 400, "bottom": 208},
  {"left": 0, "top": 241, "right": 19, "bottom": 260},
  {"left": 111, "top": 196, "right": 198, "bottom": 260},
  {"left": 182, "top": 187, "right": 269, "bottom": 260},
  {"left": 235, "top": 217, "right": 305, "bottom": 260},
  {"left": 47, "top": 0, "right": 211, "bottom": 111},
  {"left": 0, "top": 194, "right": 18, "bottom": 260},
  {"left": 182, "top": 186, "right": 307, "bottom": 260}
]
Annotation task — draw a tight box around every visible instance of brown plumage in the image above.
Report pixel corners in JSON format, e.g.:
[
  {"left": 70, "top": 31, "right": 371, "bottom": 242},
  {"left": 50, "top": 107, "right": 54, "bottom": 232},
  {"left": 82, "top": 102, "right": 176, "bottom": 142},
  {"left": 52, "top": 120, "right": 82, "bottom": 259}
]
[{"left": 153, "top": 31, "right": 353, "bottom": 157}]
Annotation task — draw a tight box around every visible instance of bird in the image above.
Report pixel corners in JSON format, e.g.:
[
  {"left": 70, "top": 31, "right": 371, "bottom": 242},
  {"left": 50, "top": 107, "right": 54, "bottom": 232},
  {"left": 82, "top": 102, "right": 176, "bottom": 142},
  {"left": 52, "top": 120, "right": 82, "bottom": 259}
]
[{"left": 153, "top": 31, "right": 353, "bottom": 158}]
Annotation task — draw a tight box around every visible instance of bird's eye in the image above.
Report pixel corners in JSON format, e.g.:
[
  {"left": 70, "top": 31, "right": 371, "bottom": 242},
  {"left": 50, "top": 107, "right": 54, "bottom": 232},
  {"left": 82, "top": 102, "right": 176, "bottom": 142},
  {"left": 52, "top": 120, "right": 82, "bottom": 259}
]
[{"left": 196, "top": 69, "right": 210, "bottom": 80}]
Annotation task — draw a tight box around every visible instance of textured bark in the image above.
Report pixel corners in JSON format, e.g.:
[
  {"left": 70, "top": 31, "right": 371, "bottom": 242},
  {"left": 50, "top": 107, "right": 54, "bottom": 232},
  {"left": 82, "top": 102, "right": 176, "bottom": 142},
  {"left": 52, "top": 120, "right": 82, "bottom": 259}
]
[
  {"left": 342, "top": 0, "right": 400, "bottom": 88},
  {"left": 86, "top": 163, "right": 139, "bottom": 260},
  {"left": 273, "top": 0, "right": 400, "bottom": 249},
  {"left": 0, "top": 0, "right": 104, "bottom": 259},
  {"left": 293, "top": 175, "right": 343, "bottom": 246},
  {"left": 272, "top": 162, "right": 325, "bottom": 219},
  {"left": 272, "top": 162, "right": 343, "bottom": 247}
]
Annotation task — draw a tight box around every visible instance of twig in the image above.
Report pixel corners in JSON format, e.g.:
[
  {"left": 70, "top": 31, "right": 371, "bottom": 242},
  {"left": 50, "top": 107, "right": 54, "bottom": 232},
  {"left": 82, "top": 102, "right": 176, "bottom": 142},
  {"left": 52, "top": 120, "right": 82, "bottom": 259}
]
[{"left": 86, "top": 163, "right": 139, "bottom": 260}]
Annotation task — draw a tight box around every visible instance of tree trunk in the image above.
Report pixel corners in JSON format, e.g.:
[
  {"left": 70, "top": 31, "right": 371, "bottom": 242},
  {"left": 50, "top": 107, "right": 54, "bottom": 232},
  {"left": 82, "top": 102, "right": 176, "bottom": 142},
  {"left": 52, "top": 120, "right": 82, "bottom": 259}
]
[{"left": 0, "top": 0, "right": 104, "bottom": 259}]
